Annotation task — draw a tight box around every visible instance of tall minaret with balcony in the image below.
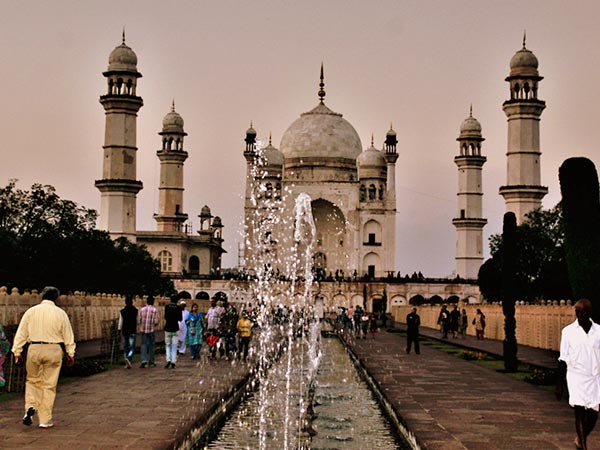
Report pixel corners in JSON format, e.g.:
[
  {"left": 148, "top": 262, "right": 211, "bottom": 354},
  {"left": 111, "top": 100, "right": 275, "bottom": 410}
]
[
  {"left": 499, "top": 34, "right": 547, "bottom": 223},
  {"left": 453, "top": 107, "right": 487, "bottom": 279},
  {"left": 243, "top": 124, "right": 258, "bottom": 264},
  {"left": 383, "top": 125, "right": 399, "bottom": 209},
  {"left": 95, "top": 33, "right": 143, "bottom": 241},
  {"left": 154, "top": 102, "right": 189, "bottom": 232}
]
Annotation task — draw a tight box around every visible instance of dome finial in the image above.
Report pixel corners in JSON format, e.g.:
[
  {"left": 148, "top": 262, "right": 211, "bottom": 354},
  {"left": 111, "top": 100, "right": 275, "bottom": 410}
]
[
  {"left": 269, "top": 131, "right": 272, "bottom": 146},
  {"left": 371, "top": 133, "right": 374, "bottom": 147},
  {"left": 171, "top": 99, "right": 175, "bottom": 112},
  {"left": 318, "top": 62, "right": 326, "bottom": 104},
  {"left": 390, "top": 122, "right": 394, "bottom": 131},
  {"left": 469, "top": 104, "right": 473, "bottom": 117},
  {"left": 523, "top": 30, "right": 527, "bottom": 49},
  {"left": 122, "top": 27, "right": 126, "bottom": 44}
]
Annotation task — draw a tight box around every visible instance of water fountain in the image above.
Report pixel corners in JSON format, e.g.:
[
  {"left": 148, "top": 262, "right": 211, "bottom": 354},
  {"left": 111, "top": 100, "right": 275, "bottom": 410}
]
[{"left": 196, "top": 140, "right": 410, "bottom": 449}]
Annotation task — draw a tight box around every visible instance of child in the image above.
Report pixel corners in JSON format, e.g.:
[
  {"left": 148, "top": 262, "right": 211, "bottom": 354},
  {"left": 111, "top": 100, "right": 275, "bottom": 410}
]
[{"left": 206, "top": 329, "right": 219, "bottom": 360}]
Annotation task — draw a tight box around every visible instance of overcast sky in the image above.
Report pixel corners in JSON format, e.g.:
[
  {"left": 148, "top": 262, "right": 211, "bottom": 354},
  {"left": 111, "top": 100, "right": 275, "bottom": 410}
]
[{"left": 1, "top": 1, "right": 599, "bottom": 277}]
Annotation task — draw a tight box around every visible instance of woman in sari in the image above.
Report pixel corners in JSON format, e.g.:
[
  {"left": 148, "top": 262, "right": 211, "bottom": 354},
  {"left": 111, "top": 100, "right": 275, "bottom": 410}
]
[{"left": 186, "top": 303, "right": 205, "bottom": 360}]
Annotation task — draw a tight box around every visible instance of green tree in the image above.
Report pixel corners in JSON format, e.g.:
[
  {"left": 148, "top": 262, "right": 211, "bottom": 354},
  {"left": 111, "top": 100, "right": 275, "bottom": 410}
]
[
  {"left": 559, "top": 157, "right": 600, "bottom": 321},
  {"left": 478, "top": 205, "right": 571, "bottom": 302},
  {"left": 0, "top": 181, "right": 173, "bottom": 296}
]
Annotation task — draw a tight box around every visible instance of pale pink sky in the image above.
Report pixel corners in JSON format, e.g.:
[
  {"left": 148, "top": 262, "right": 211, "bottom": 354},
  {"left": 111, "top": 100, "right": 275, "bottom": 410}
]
[{"left": 1, "top": 1, "right": 599, "bottom": 277}]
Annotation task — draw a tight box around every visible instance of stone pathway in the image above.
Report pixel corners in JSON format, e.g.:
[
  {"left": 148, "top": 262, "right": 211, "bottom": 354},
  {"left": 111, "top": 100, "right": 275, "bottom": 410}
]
[
  {"left": 0, "top": 354, "right": 252, "bottom": 450},
  {"left": 0, "top": 328, "right": 596, "bottom": 450},
  {"left": 346, "top": 329, "right": 598, "bottom": 450}
]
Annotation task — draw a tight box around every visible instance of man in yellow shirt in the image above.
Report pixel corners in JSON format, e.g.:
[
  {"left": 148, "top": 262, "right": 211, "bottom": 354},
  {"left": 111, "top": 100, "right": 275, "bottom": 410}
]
[
  {"left": 236, "top": 312, "right": 253, "bottom": 362},
  {"left": 12, "top": 286, "right": 76, "bottom": 428}
]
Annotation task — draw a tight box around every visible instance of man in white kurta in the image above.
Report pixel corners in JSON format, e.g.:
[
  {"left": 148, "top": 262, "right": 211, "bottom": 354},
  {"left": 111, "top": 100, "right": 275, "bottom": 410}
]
[{"left": 558, "top": 299, "right": 600, "bottom": 450}]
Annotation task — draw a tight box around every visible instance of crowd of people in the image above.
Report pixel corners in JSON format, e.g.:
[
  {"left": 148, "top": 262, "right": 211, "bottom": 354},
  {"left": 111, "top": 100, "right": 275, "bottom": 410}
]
[
  {"left": 436, "top": 305, "right": 479, "bottom": 339},
  {"left": 117, "top": 293, "right": 257, "bottom": 369},
  {"left": 337, "top": 306, "right": 381, "bottom": 339}
]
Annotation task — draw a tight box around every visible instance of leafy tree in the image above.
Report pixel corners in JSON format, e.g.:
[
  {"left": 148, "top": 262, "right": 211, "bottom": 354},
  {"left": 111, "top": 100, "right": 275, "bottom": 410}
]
[
  {"left": 559, "top": 157, "right": 600, "bottom": 321},
  {"left": 478, "top": 205, "right": 571, "bottom": 302},
  {"left": 0, "top": 181, "right": 173, "bottom": 296}
]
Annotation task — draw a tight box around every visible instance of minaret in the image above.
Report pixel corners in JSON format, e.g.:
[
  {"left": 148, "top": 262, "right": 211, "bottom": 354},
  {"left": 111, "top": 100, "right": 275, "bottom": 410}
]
[
  {"left": 95, "top": 32, "right": 143, "bottom": 242},
  {"left": 154, "top": 102, "right": 189, "bottom": 232},
  {"left": 453, "top": 106, "right": 487, "bottom": 279},
  {"left": 243, "top": 123, "right": 258, "bottom": 265},
  {"left": 383, "top": 124, "right": 399, "bottom": 207},
  {"left": 499, "top": 34, "right": 547, "bottom": 223}
]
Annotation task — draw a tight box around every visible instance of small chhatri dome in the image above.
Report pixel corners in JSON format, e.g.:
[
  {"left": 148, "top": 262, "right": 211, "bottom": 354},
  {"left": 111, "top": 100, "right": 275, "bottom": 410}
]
[
  {"left": 211, "top": 216, "right": 223, "bottom": 227},
  {"left": 260, "top": 133, "right": 284, "bottom": 167},
  {"left": 108, "top": 32, "right": 138, "bottom": 71},
  {"left": 357, "top": 139, "right": 386, "bottom": 168},
  {"left": 386, "top": 124, "right": 397, "bottom": 137},
  {"left": 459, "top": 106, "right": 482, "bottom": 136},
  {"left": 246, "top": 122, "right": 257, "bottom": 136},
  {"left": 200, "top": 205, "right": 212, "bottom": 218},
  {"left": 509, "top": 33, "right": 539, "bottom": 77},
  {"left": 162, "top": 101, "right": 184, "bottom": 133}
]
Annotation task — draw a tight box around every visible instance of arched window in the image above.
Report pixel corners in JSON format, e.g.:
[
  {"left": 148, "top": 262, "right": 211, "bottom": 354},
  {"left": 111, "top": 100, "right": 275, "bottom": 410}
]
[
  {"left": 265, "top": 182, "right": 273, "bottom": 198},
  {"left": 368, "top": 184, "right": 376, "bottom": 200},
  {"left": 189, "top": 255, "right": 199, "bottom": 274},
  {"left": 157, "top": 250, "right": 173, "bottom": 272},
  {"left": 360, "top": 185, "right": 366, "bottom": 201},
  {"left": 378, "top": 185, "right": 384, "bottom": 200}
]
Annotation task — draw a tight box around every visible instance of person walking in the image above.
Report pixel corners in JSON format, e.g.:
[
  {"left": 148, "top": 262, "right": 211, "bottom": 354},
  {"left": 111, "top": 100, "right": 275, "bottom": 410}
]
[
  {"left": 219, "top": 301, "right": 239, "bottom": 359},
  {"left": 177, "top": 300, "right": 189, "bottom": 355},
  {"left": 449, "top": 305, "right": 460, "bottom": 339},
  {"left": 138, "top": 295, "right": 159, "bottom": 368},
  {"left": 459, "top": 308, "right": 468, "bottom": 338},
  {"left": 237, "top": 312, "right": 253, "bottom": 361},
  {"left": 474, "top": 308, "right": 486, "bottom": 340},
  {"left": 406, "top": 307, "right": 421, "bottom": 354},
  {"left": 164, "top": 294, "right": 182, "bottom": 368},
  {"left": 186, "top": 303, "right": 204, "bottom": 360},
  {"left": 11, "top": 286, "right": 76, "bottom": 428},
  {"left": 118, "top": 295, "right": 138, "bottom": 369},
  {"left": 437, "top": 305, "right": 450, "bottom": 339},
  {"left": 557, "top": 299, "right": 600, "bottom": 450}
]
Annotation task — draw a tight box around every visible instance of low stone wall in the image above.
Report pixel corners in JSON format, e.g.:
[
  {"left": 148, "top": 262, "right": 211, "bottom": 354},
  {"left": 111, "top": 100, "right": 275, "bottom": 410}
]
[
  {"left": 0, "top": 287, "right": 171, "bottom": 342},
  {"left": 391, "top": 302, "right": 576, "bottom": 351}
]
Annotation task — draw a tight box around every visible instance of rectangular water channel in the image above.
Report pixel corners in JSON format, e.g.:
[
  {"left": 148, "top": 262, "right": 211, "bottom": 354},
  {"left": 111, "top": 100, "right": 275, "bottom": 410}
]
[{"left": 203, "top": 337, "right": 411, "bottom": 449}]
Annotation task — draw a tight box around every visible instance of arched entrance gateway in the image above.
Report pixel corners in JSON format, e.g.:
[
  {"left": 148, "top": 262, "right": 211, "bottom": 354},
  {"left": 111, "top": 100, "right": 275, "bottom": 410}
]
[{"left": 311, "top": 199, "right": 347, "bottom": 274}]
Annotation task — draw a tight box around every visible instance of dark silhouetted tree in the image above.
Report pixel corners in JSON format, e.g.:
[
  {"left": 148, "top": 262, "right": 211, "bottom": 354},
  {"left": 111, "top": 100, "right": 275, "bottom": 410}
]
[{"left": 559, "top": 157, "right": 600, "bottom": 321}]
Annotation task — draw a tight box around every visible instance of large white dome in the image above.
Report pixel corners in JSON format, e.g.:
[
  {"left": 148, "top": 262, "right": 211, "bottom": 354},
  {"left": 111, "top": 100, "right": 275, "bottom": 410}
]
[{"left": 280, "top": 103, "right": 362, "bottom": 161}]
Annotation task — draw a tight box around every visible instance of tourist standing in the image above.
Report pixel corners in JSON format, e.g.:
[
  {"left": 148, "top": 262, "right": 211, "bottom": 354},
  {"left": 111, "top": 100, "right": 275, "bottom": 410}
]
[
  {"left": 360, "top": 310, "right": 369, "bottom": 339},
  {"left": 206, "top": 329, "right": 219, "bottom": 360},
  {"left": 177, "top": 300, "right": 189, "bottom": 355},
  {"left": 406, "top": 307, "right": 421, "bottom": 354},
  {"left": 449, "top": 305, "right": 460, "bottom": 339},
  {"left": 474, "top": 308, "right": 486, "bottom": 340},
  {"left": 459, "top": 308, "right": 468, "bottom": 338},
  {"left": 118, "top": 295, "right": 138, "bottom": 369},
  {"left": 219, "top": 301, "right": 239, "bottom": 359},
  {"left": 237, "top": 312, "right": 253, "bottom": 361},
  {"left": 164, "top": 294, "right": 182, "bottom": 368},
  {"left": 438, "top": 305, "right": 450, "bottom": 339},
  {"left": 206, "top": 299, "right": 222, "bottom": 333},
  {"left": 353, "top": 306, "right": 362, "bottom": 335},
  {"left": 139, "top": 295, "right": 159, "bottom": 368},
  {"left": 557, "top": 299, "right": 600, "bottom": 450},
  {"left": 186, "top": 303, "right": 204, "bottom": 360},
  {"left": 12, "top": 286, "right": 76, "bottom": 428},
  {"left": 369, "top": 314, "right": 377, "bottom": 338},
  {"left": 0, "top": 323, "right": 10, "bottom": 387}
]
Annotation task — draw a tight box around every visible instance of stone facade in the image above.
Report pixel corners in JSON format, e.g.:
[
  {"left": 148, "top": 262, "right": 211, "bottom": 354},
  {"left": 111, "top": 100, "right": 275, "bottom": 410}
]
[{"left": 243, "top": 70, "right": 399, "bottom": 279}]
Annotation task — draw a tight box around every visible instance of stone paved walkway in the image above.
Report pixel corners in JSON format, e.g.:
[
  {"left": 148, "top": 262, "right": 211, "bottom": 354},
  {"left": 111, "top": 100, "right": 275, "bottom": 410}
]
[
  {"left": 0, "top": 354, "right": 252, "bottom": 450},
  {"left": 346, "top": 328, "right": 598, "bottom": 450},
  {"left": 0, "top": 329, "right": 596, "bottom": 450}
]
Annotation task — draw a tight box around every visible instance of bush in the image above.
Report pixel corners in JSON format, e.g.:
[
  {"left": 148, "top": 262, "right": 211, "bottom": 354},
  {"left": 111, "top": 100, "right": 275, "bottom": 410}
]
[{"left": 457, "top": 350, "right": 487, "bottom": 361}]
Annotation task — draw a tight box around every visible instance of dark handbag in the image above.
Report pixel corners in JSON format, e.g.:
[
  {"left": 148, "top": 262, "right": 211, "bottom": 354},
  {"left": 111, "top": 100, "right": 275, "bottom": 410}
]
[{"left": 472, "top": 318, "right": 476, "bottom": 325}]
